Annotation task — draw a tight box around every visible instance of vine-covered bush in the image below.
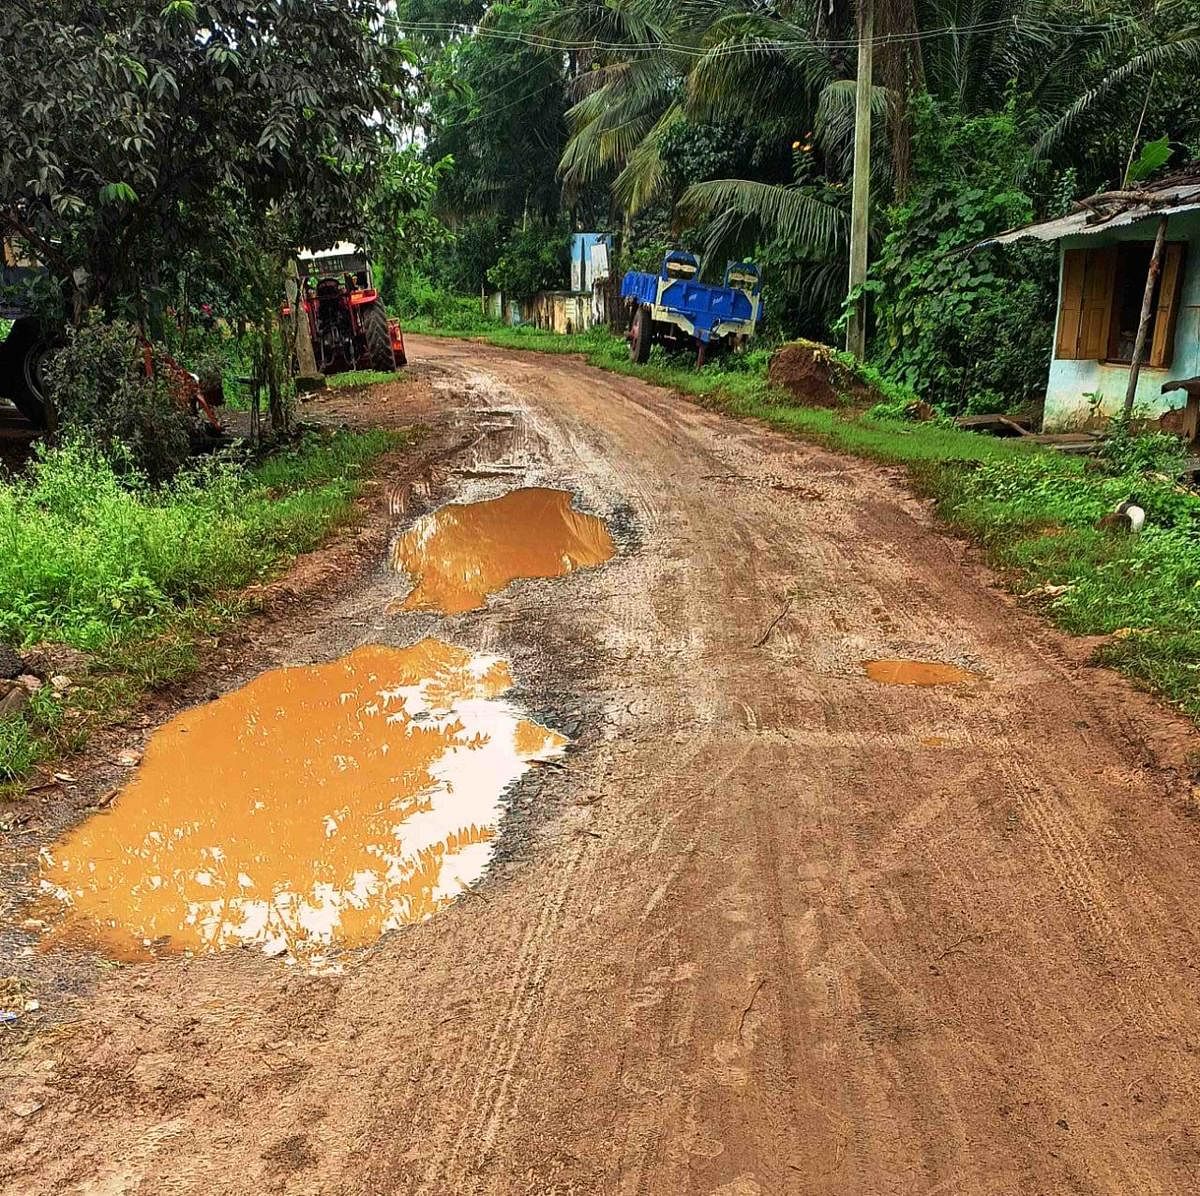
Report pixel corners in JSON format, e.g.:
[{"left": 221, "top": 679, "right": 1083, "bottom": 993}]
[
  {"left": 487, "top": 225, "right": 571, "bottom": 302},
  {"left": 869, "top": 99, "right": 1058, "bottom": 414},
  {"left": 44, "top": 319, "right": 192, "bottom": 482}
]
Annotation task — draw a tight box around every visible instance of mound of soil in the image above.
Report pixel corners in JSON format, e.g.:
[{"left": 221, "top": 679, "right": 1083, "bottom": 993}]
[{"left": 767, "top": 340, "right": 876, "bottom": 408}]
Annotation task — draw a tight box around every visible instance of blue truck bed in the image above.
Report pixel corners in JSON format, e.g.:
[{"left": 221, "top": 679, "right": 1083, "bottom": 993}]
[{"left": 620, "top": 251, "right": 762, "bottom": 345}]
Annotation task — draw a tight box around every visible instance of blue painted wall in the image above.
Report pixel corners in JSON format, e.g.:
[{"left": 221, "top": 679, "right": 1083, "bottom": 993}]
[{"left": 1045, "top": 210, "right": 1200, "bottom": 429}]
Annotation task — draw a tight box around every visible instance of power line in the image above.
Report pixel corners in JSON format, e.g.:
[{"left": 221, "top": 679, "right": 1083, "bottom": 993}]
[{"left": 379, "top": 14, "right": 1137, "bottom": 58}]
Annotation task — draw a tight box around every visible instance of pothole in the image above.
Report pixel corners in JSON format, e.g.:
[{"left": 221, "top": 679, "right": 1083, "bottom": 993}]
[
  {"left": 865, "top": 659, "right": 980, "bottom": 686},
  {"left": 38, "top": 640, "right": 565, "bottom": 968},
  {"left": 389, "top": 487, "right": 615, "bottom": 614}
]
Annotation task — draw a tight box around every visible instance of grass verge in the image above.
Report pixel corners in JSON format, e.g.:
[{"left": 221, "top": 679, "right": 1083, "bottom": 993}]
[
  {"left": 0, "top": 426, "right": 410, "bottom": 786},
  {"left": 412, "top": 313, "right": 1200, "bottom": 720}
]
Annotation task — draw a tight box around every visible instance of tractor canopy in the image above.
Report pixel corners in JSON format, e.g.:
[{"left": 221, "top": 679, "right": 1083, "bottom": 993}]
[{"left": 296, "top": 242, "right": 371, "bottom": 289}]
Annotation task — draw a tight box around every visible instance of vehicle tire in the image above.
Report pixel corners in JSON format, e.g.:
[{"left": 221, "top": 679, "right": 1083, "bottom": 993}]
[
  {"left": 0, "top": 317, "right": 51, "bottom": 428},
  {"left": 630, "top": 307, "right": 652, "bottom": 364},
  {"left": 363, "top": 302, "right": 396, "bottom": 372}
]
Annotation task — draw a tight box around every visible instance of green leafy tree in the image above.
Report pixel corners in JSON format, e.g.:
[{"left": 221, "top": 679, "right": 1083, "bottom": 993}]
[
  {"left": 0, "top": 0, "right": 394, "bottom": 320},
  {"left": 487, "top": 226, "right": 571, "bottom": 301},
  {"left": 417, "top": 0, "right": 570, "bottom": 223},
  {"left": 368, "top": 149, "right": 456, "bottom": 310},
  {"left": 867, "top": 99, "right": 1057, "bottom": 412}
]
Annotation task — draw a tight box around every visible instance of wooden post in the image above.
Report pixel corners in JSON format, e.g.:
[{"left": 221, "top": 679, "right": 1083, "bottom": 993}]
[
  {"left": 285, "top": 261, "right": 318, "bottom": 379},
  {"left": 1124, "top": 214, "right": 1168, "bottom": 419},
  {"left": 846, "top": 0, "right": 873, "bottom": 359}
]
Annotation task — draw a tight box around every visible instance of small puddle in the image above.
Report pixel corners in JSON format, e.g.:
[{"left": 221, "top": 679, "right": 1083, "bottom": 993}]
[
  {"left": 390, "top": 487, "right": 614, "bottom": 614},
  {"left": 39, "top": 640, "right": 565, "bottom": 966},
  {"left": 865, "top": 659, "right": 979, "bottom": 687}
]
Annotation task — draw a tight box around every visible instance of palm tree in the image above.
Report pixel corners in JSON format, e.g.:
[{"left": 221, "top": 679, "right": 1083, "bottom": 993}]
[{"left": 546, "top": 0, "right": 728, "bottom": 215}]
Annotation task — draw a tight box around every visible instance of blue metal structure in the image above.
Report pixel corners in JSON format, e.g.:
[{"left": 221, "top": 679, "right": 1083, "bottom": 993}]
[{"left": 620, "top": 251, "right": 762, "bottom": 364}]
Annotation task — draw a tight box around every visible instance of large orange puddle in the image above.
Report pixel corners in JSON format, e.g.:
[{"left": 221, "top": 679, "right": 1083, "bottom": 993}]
[
  {"left": 865, "top": 659, "right": 979, "bottom": 686},
  {"left": 39, "top": 641, "right": 565, "bottom": 965},
  {"left": 390, "top": 487, "right": 614, "bottom": 614}
]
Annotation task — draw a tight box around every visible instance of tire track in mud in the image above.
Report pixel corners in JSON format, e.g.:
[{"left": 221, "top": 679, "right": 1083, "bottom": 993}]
[{"left": 9, "top": 339, "right": 1200, "bottom": 1195}]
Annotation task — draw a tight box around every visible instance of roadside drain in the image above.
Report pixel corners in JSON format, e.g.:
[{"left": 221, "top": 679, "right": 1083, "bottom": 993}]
[
  {"left": 865, "top": 659, "right": 979, "bottom": 686},
  {"left": 390, "top": 487, "right": 615, "bottom": 614},
  {"left": 38, "top": 640, "right": 565, "bottom": 967}
]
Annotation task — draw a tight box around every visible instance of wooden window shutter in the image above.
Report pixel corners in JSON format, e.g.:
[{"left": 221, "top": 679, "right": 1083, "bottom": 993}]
[
  {"left": 1149, "top": 242, "right": 1186, "bottom": 368},
  {"left": 1078, "top": 245, "right": 1117, "bottom": 360},
  {"left": 1056, "top": 248, "right": 1087, "bottom": 359}
]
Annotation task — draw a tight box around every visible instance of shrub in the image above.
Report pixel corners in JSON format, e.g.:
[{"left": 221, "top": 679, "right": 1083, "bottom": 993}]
[
  {"left": 869, "top": 98, "right": 1058, "bottom": 414},
  {"left": 43, "top": 318, "right": 192, "bottom": 481},
  {"left": 1098, "top": 420, "right": 1189, "bottom": 478},
  {"left": 0, "top": 428, "right": 402, "bottom": 652},
  {"left": 487, "top": 226, "right": 571, "bottom": 302}
]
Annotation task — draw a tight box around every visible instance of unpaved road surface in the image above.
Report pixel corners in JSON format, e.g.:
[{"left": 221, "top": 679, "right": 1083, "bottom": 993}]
[{"left": 4, "top": 335, "right": 1200, "bottom": 1194}]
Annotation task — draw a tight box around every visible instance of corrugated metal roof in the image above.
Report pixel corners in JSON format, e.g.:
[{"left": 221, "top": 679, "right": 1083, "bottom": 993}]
[{"left": 983, "top": 179, "right": 1200, "bottom": 245}]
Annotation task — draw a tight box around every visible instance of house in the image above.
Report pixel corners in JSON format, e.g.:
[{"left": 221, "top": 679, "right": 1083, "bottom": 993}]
[{"left": 986, "top": 173, "right": 1200, "bottom": 433}]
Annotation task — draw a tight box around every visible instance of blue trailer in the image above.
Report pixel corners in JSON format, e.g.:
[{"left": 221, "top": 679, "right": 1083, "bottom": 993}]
[{"left": 620, "top": 250, "right": 763, "bottom": 366}]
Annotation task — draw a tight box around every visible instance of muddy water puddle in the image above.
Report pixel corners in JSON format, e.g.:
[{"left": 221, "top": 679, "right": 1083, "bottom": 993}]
[
  {"left": 39, "top": 641, "right": 565, "bottom": 966},
  {"left": 866, "top": 659, "right": 980, "bottom": 686},
  {"left": 391, "top": 487, "right": 615, "bottom": 614}
]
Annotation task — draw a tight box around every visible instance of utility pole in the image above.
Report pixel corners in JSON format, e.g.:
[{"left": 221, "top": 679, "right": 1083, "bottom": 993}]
[{"left": 846, "top": 0, "right": 873, "bottom": 359}]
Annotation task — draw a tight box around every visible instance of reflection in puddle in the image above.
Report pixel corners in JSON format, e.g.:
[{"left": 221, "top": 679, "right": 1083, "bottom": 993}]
[
  {"left": 866, "top": 659, "right": 979, "bottom": 686},
  {"left": 40, "top": 641, "right": 565, "bottom": 965},
  {"left": 391, "top": 487, "right": 614, "bottom": 614}
]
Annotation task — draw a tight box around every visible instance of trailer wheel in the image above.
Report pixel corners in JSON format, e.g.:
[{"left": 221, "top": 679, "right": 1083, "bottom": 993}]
[
  {"left": 630, "top": 307, "right": 652, "bottom": 364},
  {"left": 363, "top": 302, "right": 396, "bottom": 372},
  {"left": 0, "top": 318, "right": 51, "bottom": 428}
]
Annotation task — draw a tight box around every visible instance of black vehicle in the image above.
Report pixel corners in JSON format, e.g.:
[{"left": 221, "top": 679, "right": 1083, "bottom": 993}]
[{"left": 0, "top": 243, "right": 51, "bottom": 427}]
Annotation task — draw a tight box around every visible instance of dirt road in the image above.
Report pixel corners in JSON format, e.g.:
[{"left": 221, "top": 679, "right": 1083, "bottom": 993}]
[{"left": 4, "top": 335, "right": 1200, "bottom": 1194}]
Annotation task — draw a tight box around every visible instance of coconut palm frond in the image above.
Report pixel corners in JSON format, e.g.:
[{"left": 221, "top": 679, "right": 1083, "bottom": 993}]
[
  {"left": 814, "top": 78, "right": 892, "bottom": 180},
  {"left": 679, "top": 179, "right": 849, "bottom": 259},
  {"left": 1033, "top": 34, "right": 1200, "bottom": 162},
  {"left": 687, "top": 25, "right": 835, "bottom": 123},
  {"left": 612, "top": 103, "right": 685, "bottom": 214}
]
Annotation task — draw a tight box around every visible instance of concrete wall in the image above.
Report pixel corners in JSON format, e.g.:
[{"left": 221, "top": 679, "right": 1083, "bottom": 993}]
[{"left": 1044, "top": 210, "right": 1200, "bottom": 429}]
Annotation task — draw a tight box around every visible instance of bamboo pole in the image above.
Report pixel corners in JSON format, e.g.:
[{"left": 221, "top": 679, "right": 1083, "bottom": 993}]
[
  {"left": 1123, "top": 214, "right": 1168, "bottom": 419},
  {"left": 846, "top": 0, "right": 873, "bottom": 359}
]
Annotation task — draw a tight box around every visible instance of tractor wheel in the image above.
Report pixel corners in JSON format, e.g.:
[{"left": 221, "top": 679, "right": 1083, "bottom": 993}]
[
  {"left": 0, "top": 318, "right": 52, "bottom": 429},
  {"left": 363, "top": 302, "right": 396, "bottom": 372},
  {"left": 630, "top": 307, "right": 652, "bottom": 364}
]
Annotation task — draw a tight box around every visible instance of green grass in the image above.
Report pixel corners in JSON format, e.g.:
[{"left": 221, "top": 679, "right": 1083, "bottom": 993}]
[
  {"left": 327, "top": 368, "right": 407, "bottom": 389},
  {"left": 411, "top": 308, "right": 1200, "bottom": 720},
  {"left": 0, "top": 426, "right": 409, "bottom": 784}
]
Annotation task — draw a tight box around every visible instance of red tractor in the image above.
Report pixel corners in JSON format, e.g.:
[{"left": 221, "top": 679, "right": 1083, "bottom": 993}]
[{"left": 290, "top": 245, "right": 406, "bottom": 375}]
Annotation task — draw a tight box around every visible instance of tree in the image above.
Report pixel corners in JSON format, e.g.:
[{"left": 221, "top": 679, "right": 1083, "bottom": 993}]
[
  {"left": 368, "top": 148, "right": 457, "bottom": 309},
  {"left": 0, "top": 0, "right": 395, "bottom": 321},
  {"left": 416, "top": 0, "right": 570, "bottom": 224}
]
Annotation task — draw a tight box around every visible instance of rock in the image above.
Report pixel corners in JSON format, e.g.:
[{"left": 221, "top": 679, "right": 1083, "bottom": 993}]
[
  {"left": 0, "top": 686, "right": 29, "bottom": 719},
  {"left": 10, "top": 1100, "right": 43, "bottom": 1119},
  {"left": 295, "top": 373, "right": 328, "bottom": 395},
  {"left": 21, "top": 642, "right": 91, "bottom": 680},
  {"left": 0, "top": 643, "right": 24, "bottom": 680},
  {"left": 17, "top": 674, "right": 41, "bottom": 693}
]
